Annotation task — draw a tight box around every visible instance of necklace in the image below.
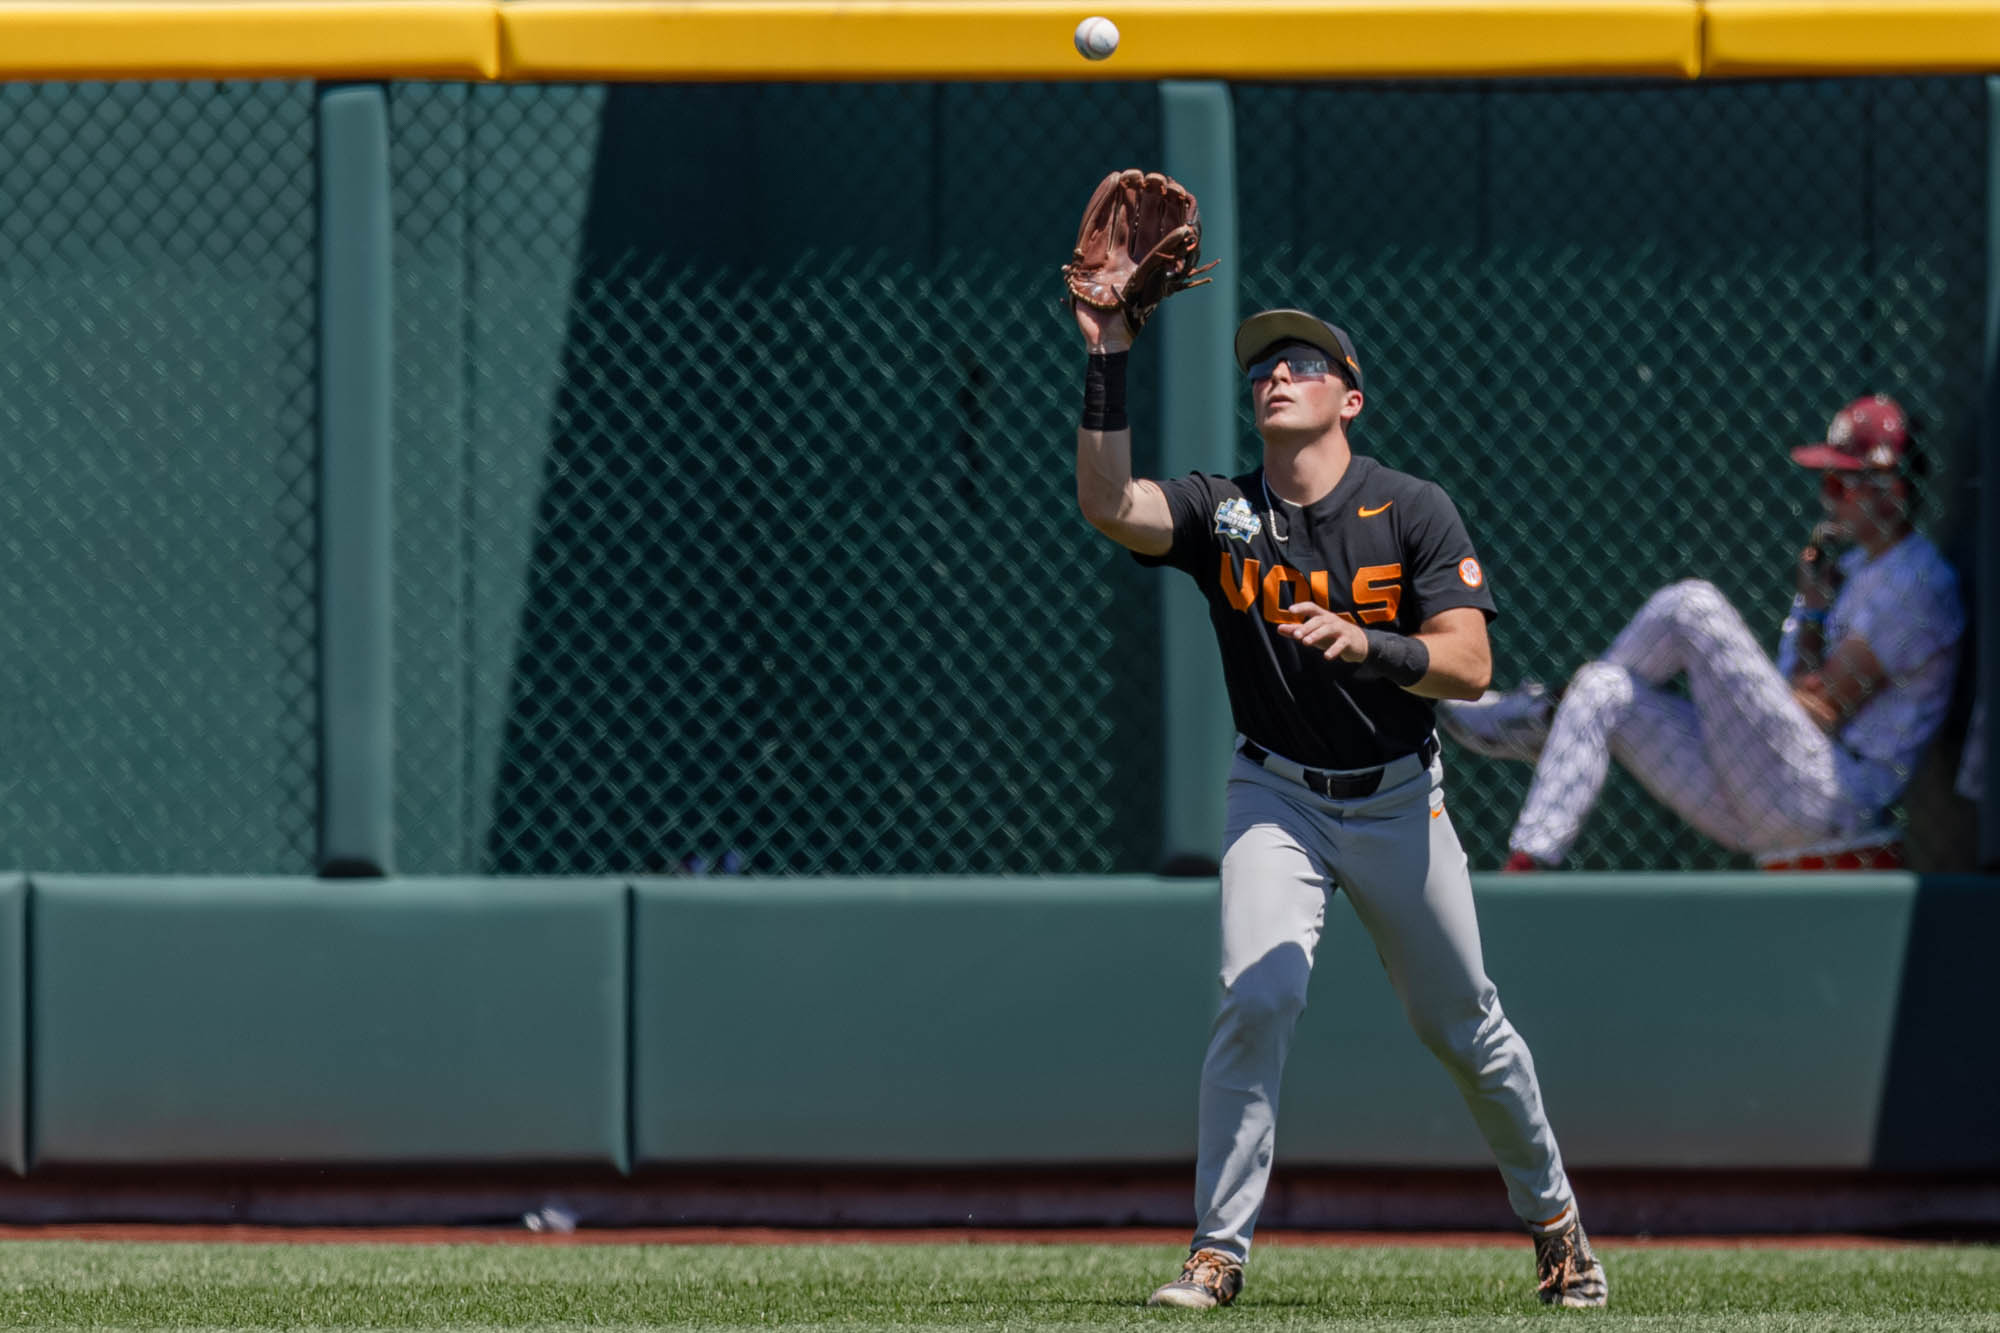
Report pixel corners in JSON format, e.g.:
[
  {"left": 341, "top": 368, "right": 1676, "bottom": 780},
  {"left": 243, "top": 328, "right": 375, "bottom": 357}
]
[{"left": 1260, "top": 474, "right": 1294, "bottom": 544}]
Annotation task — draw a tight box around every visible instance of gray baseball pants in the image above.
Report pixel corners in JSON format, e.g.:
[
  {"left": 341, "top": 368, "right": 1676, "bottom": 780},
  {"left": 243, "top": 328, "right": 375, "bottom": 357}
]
[{"left": 1193, "top": 745, "right": 1577, "bottom": 1263}]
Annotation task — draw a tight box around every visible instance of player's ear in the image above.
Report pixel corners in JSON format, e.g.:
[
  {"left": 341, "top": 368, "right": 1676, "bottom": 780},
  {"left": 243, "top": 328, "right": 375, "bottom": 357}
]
[{"left": 1340, "top": 388, "right": 1364, "bottom": 425}]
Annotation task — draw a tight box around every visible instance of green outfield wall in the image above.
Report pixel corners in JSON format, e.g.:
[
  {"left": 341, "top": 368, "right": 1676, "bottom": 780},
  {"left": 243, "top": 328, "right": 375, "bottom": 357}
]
[
  {"left": 27, "top": 877, "right": 627, "bottom": 1169},
  {"left": 0, "top": 5, "right": 1993, "bottom": 1196},
  {"left": 1, "top": 873, "right": 1993, "bottom": 1175}
]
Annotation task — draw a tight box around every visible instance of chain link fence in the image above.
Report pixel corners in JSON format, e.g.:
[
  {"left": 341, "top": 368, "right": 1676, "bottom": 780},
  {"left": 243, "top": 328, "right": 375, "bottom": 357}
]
[
  {"left": 392, "top": 82, "right": 1166, "bottom": 876},
  {"left": 0, "top": 76, "right": 1980, "bottom": 876},
  {"left": 0, "top": 82, "right": 318, "bottom": 874}
]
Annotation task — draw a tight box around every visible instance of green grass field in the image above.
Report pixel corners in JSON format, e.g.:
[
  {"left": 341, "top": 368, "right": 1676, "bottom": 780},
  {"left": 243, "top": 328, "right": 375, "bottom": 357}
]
[{"left": 0, "top": 1240, "right": 1996, "bottom": 1332}]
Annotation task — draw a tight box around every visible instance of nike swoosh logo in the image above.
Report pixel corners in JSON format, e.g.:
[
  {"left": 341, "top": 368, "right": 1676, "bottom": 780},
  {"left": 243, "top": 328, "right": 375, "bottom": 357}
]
[{"left": 1358, "top": 501, "right": 1393, "bottom": 517}]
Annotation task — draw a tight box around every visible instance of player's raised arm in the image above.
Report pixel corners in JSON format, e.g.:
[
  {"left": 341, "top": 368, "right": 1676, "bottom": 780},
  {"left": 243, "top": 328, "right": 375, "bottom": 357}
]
[
  {"left": 1072, "top": 300, "right": 1173, "bottom": 556},
  {"left": 1061, "top": 169, "right": 1214, "bottom": 559}
]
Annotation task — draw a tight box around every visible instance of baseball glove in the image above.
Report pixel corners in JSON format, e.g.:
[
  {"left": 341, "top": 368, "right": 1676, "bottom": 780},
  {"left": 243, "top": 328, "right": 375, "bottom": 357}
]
[{"left": 1062, "top": 169, "right": 1218, "bottom": 336}]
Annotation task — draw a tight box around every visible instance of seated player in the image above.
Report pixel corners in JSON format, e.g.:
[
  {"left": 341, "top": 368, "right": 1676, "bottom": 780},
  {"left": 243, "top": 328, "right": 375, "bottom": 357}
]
[{"left": 1439, "top": 396, "right": 1963, "bottom": 869}]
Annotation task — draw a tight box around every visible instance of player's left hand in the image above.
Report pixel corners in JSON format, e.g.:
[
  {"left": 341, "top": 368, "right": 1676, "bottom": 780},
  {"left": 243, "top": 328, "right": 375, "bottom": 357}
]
[
  {"left": 1281, "top": 602, "right": 1369, "bottom": 663},
  {"left": 1062, "top": 169, "right": 1218, "bottom": 339}
]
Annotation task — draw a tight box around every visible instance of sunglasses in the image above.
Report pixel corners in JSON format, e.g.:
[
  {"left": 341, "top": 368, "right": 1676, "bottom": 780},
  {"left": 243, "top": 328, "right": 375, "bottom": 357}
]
[
  {"left": 1821, "top": 471, "right": 1895, "bottom": 498},
  {"left": 1246, "top": 349, "right": 1333, "bottom": 383}
]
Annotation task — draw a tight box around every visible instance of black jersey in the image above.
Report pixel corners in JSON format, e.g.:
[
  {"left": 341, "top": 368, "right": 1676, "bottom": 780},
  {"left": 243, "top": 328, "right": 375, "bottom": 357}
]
[{"left": 1135, "top": 455, "right": 1497, "bottom": 770}]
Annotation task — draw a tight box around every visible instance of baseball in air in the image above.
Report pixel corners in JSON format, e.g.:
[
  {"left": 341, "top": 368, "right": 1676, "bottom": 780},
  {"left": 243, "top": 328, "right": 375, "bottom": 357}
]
[{"left": 1074, "top": 16, "right": 1120, "bottom": 60}]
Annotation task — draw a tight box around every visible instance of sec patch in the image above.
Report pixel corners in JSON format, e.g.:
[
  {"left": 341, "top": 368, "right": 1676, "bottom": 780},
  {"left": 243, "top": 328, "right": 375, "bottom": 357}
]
[{"left": 1458, "top": 557, "right": 1484, "bottom": 588}]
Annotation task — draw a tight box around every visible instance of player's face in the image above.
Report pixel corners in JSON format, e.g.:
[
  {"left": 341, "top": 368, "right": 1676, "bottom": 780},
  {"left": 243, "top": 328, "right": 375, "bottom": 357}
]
[
  {"left": 1818, "top": 469, "right": 1905, "bottom": 541},
  {"left": 1248, "top": 342, "right": 1362, "bottom": 440}
]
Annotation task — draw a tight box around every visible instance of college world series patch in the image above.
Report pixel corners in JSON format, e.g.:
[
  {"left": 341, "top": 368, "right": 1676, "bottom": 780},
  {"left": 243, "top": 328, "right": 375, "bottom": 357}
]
[
  {"left": 1458, "top": 557, "right": 1484, "bottom": 588},
  {"left": 1214, "top": 497, "right": 1262, "bottom": 542}
]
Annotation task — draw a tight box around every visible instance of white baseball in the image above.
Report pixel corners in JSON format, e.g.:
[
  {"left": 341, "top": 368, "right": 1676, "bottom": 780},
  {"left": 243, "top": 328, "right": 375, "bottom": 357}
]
[{"left": 1074, "top": 16, "right": 1119, "bottom": 60}]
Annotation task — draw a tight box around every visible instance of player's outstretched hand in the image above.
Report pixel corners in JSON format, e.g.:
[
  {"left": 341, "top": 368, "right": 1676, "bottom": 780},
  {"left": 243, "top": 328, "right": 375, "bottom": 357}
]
[
  {"left": 1281, "top": 602, "right": 1369, "bottom": 663},
  {"left": 1073, "top": 298, "right": 1134, "bottom": 354},
  {"left": 1062, "top": 168, "right": 1216, "bottom": 349}
]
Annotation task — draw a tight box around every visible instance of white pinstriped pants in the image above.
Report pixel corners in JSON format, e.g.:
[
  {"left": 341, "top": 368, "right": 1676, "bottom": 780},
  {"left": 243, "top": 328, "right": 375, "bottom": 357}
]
[{"left": 1510, "top": 579, "right": 1869, "bottom": 865}]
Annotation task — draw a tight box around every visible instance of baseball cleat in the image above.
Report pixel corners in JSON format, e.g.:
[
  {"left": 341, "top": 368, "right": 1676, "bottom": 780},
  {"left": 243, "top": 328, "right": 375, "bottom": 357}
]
[
  {"left": 1145, "top": 1247, "right": 1244, "bottom": 1309},
  {"left": 1436, "top": 682, "right": 1553, "bottom": 763},
  {"left": 1533, "top": 1216, "right": 1608, "bottom": 1308}
]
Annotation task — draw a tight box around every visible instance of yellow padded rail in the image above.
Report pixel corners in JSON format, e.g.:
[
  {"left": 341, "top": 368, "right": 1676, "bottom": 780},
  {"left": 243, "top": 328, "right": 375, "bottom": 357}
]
[
  {"left": 0, "top": 2, "right": 499, "bottom": 81},
  {"left": 498, "top": 1, "right": 1703, "bottom": 83},
  {"left": 1704, "top": 1, "right": 2000, "bottom": 77},
  {"left": 0, "top": 2, "right": 1997, "bottom": 83}
]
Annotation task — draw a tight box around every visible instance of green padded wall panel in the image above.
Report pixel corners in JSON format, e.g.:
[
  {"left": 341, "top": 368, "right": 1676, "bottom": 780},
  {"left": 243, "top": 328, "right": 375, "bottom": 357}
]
[
  {"left": 0, "top": 876, "right": 21, "bottom": 1174},
  {"left": 633, "top": 878, "right": 1219, "bottom": 1163},
  {"left": 30, "top": 877, "right": 627, "bottom": 1167},
  {"left": 635, "top": 874, "right": 1954, "bottom": 1168},
  {"left": 1279, "top": 875, "right": 1916, "bottom": 1169},
  {"left": 18, "top": 872, "right": 1987, "bottom": 1172}
]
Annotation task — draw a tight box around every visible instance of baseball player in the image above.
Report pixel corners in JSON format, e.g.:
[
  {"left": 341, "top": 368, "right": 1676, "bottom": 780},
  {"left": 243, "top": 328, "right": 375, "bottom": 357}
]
[
  {"left": 1440, "top": 396, "right": 1963, "bottom": 869},
  {"left": 1070, "top": 295, "right": 1606, "bottom": 1309}
]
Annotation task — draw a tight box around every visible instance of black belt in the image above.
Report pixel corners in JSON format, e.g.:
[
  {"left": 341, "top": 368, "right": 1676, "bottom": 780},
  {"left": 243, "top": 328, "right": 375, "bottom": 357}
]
[{"left": 1238, "top": 734, "right": 1440, "bottom": 800}]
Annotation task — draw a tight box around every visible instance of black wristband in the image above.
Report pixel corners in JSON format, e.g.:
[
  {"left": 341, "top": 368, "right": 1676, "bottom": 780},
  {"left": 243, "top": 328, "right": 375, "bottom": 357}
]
[
  {"left": 1081, "top": 349, "right": 1129, "bottom": 432},
  {"left": 1356, "top": 629, "right": 1430, "bottom": 688}
]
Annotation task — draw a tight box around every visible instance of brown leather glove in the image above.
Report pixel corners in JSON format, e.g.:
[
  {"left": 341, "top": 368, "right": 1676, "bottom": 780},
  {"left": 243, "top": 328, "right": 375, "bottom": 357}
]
[{"left": 1061, "top": 169, "right": 1218, "bottom": 337}]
